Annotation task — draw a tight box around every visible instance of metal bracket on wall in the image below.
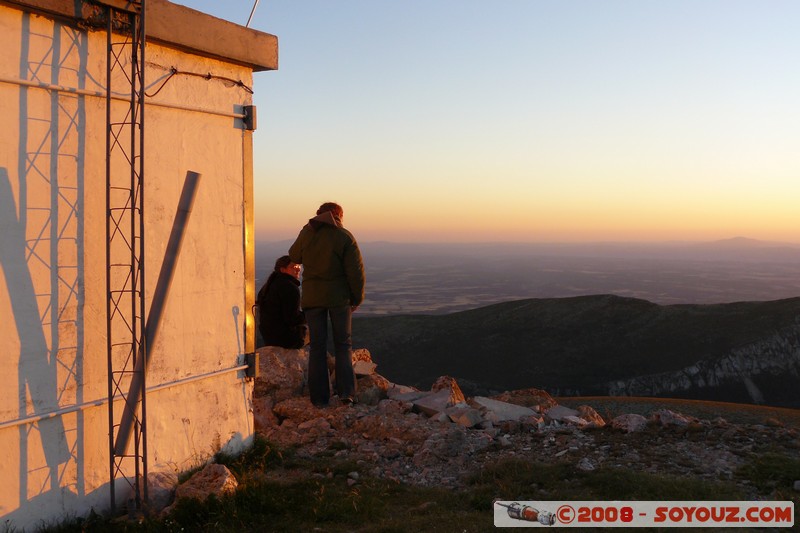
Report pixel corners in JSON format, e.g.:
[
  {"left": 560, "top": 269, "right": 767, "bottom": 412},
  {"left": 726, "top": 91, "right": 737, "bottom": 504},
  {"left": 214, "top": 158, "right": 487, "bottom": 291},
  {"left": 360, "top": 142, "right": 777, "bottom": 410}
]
[
  {"left": 243, "top": 105, "right": 257, "bottom": 131},
  {"left": 244, "top": 352, "right": 259, "bottom": 379}
]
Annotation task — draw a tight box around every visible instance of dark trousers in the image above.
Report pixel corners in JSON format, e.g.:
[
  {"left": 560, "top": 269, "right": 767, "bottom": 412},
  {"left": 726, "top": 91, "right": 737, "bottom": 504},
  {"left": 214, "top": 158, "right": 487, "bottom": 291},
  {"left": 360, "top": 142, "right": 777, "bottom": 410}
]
[{"left": 305, "top": 306, "right": 356, "bottom": 405}]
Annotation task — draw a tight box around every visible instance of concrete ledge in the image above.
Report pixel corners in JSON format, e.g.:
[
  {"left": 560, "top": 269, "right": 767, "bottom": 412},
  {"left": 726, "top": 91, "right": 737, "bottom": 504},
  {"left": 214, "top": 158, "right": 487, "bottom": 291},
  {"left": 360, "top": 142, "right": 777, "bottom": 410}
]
[{"left": 0, "top": 0, "right": 278, "bottom": 71}]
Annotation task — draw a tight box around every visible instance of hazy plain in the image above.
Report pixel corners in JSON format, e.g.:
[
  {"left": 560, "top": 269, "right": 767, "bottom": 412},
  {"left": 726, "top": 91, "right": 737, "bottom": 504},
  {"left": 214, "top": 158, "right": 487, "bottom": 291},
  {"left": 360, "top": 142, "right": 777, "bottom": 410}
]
[{"left": 256, "top": 238, "right": 800, "bottom": 316}]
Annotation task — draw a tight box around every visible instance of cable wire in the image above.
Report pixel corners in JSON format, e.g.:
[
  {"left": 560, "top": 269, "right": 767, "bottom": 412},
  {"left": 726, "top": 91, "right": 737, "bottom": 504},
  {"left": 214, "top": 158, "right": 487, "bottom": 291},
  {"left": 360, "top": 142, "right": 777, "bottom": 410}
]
[{"left": 145, "top": 66, "right": 254, "bottom": 98}]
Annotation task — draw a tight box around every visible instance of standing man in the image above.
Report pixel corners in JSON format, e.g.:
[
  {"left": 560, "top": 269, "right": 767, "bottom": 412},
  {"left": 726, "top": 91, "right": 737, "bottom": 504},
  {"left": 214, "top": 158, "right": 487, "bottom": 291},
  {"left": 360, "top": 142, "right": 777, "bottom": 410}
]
[{"left": 289, "top": 202, "right": 365, "bottom": 407}]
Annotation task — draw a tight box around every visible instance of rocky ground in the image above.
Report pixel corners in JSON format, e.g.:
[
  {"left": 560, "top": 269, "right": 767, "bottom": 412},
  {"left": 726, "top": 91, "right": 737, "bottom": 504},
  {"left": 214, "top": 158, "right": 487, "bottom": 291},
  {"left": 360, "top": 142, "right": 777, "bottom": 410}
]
[{"left": 251, "top": 347, "right": 800, "bottom": 499}]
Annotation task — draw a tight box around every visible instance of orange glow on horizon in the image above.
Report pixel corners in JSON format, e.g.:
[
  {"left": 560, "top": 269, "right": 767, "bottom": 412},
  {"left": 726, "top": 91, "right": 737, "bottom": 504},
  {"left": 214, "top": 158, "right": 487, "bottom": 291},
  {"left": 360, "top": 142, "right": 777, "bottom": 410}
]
[{"left": 255, "top": 201, "right": 799, "bottom": 245}]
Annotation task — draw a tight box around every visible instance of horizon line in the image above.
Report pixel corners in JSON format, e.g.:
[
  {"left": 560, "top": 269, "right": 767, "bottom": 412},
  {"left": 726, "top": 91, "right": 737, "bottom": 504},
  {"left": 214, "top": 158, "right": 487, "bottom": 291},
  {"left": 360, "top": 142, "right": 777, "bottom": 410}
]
[{"left": 255, "top": 236, "right": 800, "bottom": 247}]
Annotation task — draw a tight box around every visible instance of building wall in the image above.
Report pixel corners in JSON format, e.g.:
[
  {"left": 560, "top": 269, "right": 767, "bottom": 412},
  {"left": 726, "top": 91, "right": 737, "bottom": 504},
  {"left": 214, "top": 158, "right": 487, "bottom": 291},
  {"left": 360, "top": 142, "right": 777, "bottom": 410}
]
[{"left": 0, "top": 3, "right": 259, "bottom": 527}]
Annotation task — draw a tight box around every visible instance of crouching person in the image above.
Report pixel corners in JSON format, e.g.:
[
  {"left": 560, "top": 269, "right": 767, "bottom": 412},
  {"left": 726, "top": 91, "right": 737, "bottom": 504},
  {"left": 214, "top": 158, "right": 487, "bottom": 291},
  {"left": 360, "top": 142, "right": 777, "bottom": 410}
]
[{"left": 256, "top": 255, "right": 308, "bottom": 349}]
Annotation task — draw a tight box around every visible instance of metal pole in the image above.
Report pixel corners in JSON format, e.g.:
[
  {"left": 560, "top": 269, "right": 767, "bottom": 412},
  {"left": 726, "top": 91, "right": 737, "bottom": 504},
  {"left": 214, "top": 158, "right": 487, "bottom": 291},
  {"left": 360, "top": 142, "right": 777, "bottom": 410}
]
[
  {"left": 137, "top": 0, "right": 149, "bottom": 505},
  {"left": 105, "top": 8, "right": 115, "bottom": 510},
  {"left": 246, "top": 0, "right": 261, "bottom": 28},
  {"left": 114, "top": 171, "right": 201, "bottom": 456}
]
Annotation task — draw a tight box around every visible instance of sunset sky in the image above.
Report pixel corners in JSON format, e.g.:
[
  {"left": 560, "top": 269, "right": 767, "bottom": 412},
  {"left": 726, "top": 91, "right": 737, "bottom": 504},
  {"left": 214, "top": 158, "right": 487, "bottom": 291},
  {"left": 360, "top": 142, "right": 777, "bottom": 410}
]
[{"left": 179, "top": 1, "right": 799, "bottom": 244}]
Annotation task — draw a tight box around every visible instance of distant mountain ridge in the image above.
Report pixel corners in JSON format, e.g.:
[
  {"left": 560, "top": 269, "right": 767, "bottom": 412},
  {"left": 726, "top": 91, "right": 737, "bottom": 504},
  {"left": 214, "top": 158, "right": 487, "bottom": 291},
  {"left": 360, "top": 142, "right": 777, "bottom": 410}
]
[
  {"left": 703, "top": 236, "right": 799, "bottom": 248},
  {"left": 353, "top": 295, "right": 800, "bottom": 408}
]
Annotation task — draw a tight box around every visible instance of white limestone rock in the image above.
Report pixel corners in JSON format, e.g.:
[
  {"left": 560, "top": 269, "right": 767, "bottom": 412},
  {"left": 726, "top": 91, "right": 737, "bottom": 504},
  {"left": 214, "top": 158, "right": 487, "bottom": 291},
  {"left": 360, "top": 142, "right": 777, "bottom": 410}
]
[
  {"left": 611, "top": 413, "right": 649, "bottom": 433},
  {"left": 472, "top": 396, "right": 537, "bottom": 422}
]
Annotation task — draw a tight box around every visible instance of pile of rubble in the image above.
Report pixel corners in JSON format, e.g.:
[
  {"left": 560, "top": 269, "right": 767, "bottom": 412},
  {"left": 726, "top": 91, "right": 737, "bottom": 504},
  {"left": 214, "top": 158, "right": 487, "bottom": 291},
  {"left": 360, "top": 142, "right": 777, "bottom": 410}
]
[
  {"left": 154, "top": 345, "right": 799, "bottom": 514},
  {"left": 250, "top": 346, "right": 799, "bottom": 491}
]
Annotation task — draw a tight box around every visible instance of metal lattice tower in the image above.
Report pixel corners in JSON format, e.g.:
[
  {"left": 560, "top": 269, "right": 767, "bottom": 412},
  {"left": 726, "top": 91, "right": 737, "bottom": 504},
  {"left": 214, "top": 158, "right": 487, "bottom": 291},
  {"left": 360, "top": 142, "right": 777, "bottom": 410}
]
[{"left": 101, "top": 0, "right": 148, "bottom": 512}]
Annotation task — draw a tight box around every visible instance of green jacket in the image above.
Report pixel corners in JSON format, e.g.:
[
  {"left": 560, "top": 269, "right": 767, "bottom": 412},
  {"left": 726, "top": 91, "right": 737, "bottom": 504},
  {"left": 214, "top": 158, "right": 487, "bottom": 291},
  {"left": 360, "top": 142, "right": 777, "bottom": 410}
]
[{"left": 288, "top": 212, "right": 365, "bottom": 308}]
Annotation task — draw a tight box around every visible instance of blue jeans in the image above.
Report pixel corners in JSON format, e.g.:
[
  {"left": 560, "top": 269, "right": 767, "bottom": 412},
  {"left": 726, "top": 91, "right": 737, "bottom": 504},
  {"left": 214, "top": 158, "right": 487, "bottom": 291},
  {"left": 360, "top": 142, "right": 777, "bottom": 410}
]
[{"left": 305, "top": 306, "right": 356, "bottom": 405}]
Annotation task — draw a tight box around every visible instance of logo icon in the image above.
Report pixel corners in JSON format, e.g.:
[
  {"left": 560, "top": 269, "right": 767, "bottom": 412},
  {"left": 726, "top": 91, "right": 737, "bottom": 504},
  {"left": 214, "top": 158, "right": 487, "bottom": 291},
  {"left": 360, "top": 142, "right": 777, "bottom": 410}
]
[{"left": 495, "top": 501, "right": 556, "bottom": 525}]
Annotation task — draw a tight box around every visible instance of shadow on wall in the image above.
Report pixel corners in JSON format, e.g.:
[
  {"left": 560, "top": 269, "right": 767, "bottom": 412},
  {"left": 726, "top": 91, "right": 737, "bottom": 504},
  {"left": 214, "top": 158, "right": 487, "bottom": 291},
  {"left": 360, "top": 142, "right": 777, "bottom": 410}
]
[{"left": 0, "top": 12, "right": 87, "bottom": 522}]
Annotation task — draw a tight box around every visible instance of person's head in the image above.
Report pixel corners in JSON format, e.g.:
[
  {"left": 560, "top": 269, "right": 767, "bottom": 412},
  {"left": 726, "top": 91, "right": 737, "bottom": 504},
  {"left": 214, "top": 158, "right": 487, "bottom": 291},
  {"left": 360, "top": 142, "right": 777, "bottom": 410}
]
[
  {"left": 274, "top": 255, "right": 301, "bottom": 279},
  {"left": 316, "top": 202, "right": 344, "bottom": 220}
]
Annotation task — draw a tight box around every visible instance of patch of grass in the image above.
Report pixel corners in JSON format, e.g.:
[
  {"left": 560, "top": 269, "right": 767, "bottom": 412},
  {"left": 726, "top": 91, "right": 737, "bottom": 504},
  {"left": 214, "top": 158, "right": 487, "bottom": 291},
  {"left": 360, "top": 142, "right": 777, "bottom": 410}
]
[
  {"left": 80, "top": 476, "right": 487, "bottom": 533},
  {"left": 225, "top": 478, "right": 486, "bottom": 532},
  {"left": 215, "top": 434, "right": 294, "bottom": 479},
  {"left": 34, "top": 509, "right": 115, "bottom": 533},
  {"left": 47, "top": 443, "right": 782, "bottom": 533},
  {"left": 737, "top": 452, "right": 800, "bottom": 495},
  {"left": 467, "top": 459, "right": 744, "bottom": 503}
]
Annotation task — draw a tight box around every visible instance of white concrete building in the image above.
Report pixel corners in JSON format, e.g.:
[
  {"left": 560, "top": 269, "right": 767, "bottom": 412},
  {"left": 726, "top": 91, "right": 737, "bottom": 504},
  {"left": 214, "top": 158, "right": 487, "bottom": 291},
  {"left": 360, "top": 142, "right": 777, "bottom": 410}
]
[{"left": 0, "top": 1, "right": 276, "bottom": 528}]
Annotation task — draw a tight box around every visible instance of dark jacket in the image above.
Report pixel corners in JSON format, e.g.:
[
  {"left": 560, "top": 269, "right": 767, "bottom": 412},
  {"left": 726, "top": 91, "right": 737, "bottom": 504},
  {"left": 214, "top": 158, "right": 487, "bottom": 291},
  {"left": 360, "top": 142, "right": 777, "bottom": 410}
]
[
  {"left": 256, "top": 272, "right": 307, "bottom": 349},
  {"left": 289, "top": 211, "right": 365, "bottom": 308}
]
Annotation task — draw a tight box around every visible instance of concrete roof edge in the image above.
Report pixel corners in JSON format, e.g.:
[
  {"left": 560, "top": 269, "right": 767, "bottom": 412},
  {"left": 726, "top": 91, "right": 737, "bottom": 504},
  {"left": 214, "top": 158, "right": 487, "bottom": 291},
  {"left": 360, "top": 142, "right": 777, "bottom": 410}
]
[
  {"left": 0, "top": 0, "right": 278, "bottom": 72},
  {"left": 147, "top": 0, "right": 277, "bottom": 72}
]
